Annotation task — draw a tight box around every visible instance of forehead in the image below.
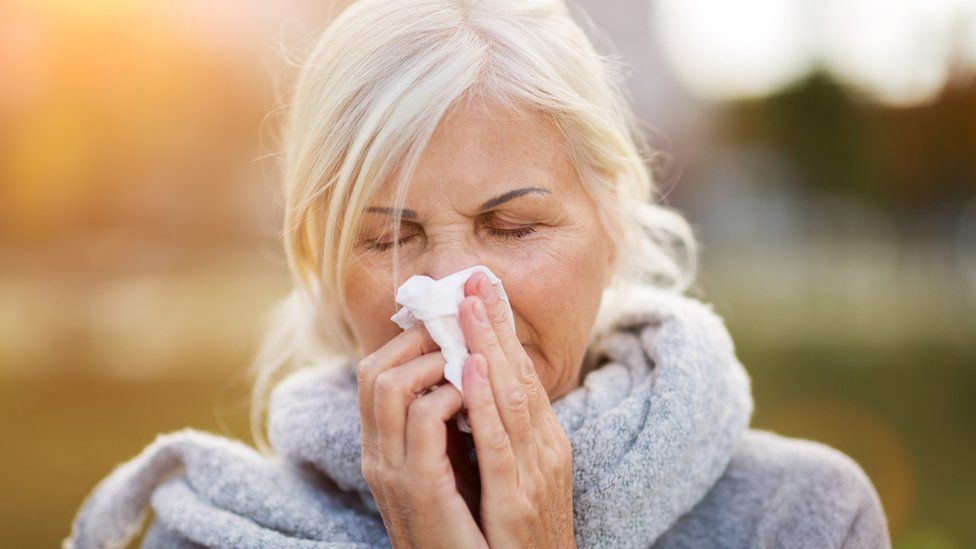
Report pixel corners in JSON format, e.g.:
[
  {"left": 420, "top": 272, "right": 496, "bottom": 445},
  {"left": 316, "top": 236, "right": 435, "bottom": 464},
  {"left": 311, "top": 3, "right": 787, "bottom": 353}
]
[{"left": 374, "top": 97, "right": 578, "bottom": 205}]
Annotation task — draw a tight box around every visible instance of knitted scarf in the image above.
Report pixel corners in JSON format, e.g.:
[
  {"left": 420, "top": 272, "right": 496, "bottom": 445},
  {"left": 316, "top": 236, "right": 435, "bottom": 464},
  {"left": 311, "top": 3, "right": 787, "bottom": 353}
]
[{"left": 65, "top": 285, "right": 753, "bottom": 548}]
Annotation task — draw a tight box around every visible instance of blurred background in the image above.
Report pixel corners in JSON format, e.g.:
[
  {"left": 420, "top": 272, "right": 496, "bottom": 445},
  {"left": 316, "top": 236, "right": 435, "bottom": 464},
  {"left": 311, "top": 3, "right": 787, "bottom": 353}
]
[{"left": 1, "top": 0, "right": 974, "bottom": 546}]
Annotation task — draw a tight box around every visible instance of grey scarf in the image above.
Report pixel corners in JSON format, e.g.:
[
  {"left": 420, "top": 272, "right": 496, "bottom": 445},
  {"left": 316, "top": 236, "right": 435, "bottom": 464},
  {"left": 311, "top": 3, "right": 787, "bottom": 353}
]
[{"left": 64, "top": 285, "right": 753, "bottom": 548}]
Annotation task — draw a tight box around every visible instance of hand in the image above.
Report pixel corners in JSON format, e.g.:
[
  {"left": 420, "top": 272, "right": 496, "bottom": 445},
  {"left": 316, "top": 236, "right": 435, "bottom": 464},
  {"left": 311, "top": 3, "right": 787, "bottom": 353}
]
[
  {"left": 457, "top": 272, "right": 577, "bottom": 548},
  {"left": 357, "top": 324, "right": 488, "bottom": 549}
]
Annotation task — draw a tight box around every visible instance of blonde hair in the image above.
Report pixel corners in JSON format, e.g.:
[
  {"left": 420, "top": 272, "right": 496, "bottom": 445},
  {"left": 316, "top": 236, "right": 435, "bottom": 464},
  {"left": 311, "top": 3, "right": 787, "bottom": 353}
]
[{"left": 249, "top": 0, "right": 699, "bottom": 455}]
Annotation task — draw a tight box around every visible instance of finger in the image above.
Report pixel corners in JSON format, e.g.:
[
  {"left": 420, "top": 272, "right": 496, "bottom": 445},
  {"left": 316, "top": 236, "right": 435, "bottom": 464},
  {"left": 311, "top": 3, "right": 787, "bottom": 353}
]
[
  {"left": 461, "top": 353, "right": 519, "bottom": 493},
  {"left": 459, "top": 294, "right": 535, "bottom": 454},
  {"left": 373, "top": 350, "right": 447, "bottom": 467},
  {"left": 404, "top": 382, "right": 464, "bottom": 477},
  {"left": 462, "top": 273, "right": 523, "bottom": 372},
  {"left": 358, "top": 324, "right": 439, "bottom": 456},
  {"left": 464, "top": 272, "right": 550, "bottom": 411}
]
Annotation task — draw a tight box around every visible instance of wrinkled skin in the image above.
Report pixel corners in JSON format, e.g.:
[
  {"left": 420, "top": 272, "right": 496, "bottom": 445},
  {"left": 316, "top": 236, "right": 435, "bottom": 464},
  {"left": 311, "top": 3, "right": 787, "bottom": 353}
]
[{"left": 349, "top": 96, "right": 614, "bottom": 547}]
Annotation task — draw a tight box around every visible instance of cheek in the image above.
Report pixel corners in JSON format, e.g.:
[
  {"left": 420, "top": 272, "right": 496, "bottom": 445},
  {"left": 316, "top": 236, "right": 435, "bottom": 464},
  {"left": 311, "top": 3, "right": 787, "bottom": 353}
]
[
  {"left": 496, "top": 228, "right": 608, "bottom": 380},
  {"left": 342, "top": 263, "right": 401, "bottom": 355},
  {"left": 504, "top": 227, "right": 606, "bottom": 316}
]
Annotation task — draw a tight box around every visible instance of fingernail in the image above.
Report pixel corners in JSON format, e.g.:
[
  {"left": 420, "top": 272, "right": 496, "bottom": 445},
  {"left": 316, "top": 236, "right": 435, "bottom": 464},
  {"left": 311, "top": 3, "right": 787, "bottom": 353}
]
[
  {"left": 478, "top": 276, "right": 497, "bottom": 303},
  {"left": 475, "top": 355, "right": 487, "bottom": 377},
  {"left": 472, "top": 298, "right": 488, "bottom": 323}
]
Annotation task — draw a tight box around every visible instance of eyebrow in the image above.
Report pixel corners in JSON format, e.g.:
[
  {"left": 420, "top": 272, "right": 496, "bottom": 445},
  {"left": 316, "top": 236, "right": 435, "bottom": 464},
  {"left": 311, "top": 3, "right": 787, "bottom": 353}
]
[
  {"left": 478, "top": 186, "right": 550, "bottom": 210},
  {"left": 365, "top": 206, "right": 419, "bottom": 219},
  {"left": 366, "top": 186, "right": 551, "bottom": 218}
]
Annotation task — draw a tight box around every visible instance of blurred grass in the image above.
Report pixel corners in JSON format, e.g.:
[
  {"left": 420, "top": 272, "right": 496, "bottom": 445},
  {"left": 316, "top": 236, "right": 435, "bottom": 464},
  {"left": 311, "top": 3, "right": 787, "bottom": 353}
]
[
  {"left": 0, "top": 372, "right": 254, "bottom": 548},
  {"left": 743, "top": 343, "right": 976, "bottom": 549}
]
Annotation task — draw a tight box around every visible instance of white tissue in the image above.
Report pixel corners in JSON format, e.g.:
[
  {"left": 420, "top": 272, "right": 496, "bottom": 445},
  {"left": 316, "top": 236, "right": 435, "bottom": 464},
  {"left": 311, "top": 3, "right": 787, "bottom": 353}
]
[
  {"left": 390, "top": 265, "right": 515, "bottom": 433},
  {"left": 390, "top": 265, "right": 515, "bottom": 392}
]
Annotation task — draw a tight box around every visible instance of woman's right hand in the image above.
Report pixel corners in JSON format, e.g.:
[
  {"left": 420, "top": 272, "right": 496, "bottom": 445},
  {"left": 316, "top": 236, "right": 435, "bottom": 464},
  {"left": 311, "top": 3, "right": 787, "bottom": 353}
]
[{"left": 357, "top": 324, "right": 488, "bottom": 549}]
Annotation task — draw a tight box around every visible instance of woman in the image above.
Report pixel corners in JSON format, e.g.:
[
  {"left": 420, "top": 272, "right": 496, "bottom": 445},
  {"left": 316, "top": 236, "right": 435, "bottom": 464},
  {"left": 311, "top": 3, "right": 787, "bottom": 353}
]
[{"left": 65, "top": 0, "right": 891, "bottom": 547}]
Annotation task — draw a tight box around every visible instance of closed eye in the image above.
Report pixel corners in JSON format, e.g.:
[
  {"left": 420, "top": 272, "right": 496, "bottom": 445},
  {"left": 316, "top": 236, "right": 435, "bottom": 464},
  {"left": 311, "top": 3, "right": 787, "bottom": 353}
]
[
  {"left": 366, "top": 225, "right": 537, "bottom": 252},
  {"left": 486, "top": 226, "right": 536, "bottom": 240}
]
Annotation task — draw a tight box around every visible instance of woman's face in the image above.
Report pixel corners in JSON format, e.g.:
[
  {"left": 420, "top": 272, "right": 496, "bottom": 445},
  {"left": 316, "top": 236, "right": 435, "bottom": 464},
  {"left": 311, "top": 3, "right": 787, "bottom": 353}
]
[{"left": 343, "top": 97, "right": 615, "bottom": 401}]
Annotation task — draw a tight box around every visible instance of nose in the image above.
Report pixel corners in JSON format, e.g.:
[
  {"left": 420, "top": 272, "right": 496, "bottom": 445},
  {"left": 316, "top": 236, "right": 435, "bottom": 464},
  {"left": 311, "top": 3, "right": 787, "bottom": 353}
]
[{"left": 416, "top": 237, "right": 485, "bottom": 281}]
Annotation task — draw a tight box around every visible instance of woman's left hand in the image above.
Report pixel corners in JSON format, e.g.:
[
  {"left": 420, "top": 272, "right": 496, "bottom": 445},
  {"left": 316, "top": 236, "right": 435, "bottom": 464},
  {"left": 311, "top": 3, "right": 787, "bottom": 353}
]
[{"left": 458, "top": 271, "right": 576, "bottom": 548}]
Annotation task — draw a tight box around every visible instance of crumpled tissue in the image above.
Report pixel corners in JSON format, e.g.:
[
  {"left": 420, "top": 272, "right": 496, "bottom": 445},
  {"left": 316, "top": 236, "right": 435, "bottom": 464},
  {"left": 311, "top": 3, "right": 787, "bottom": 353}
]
[{"left": 390, "top": 265, "right": 515, "bottom": 432}]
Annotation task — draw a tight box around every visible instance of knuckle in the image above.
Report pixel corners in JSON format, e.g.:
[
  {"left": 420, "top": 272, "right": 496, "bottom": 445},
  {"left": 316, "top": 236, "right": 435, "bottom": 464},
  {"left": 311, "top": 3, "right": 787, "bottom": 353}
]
[
  {"left": 412, "top": 468, "right": 458, "bottom": 501},
  {"left": 487, "top": 302, "right": 509, "bottom": 326},
  {"left": 407, "top": 393, "right": 436, "bottom": 421},
  {"left": 505, "top": 386, "right": 528, "bottom": 410},
  {"left": 544, "top": 441, "right": 570, "bottom": 470},
  {"left": 429, "top": 474, "right": 461, "bottom": 500},
  {"left": 373, "top": 371, "right": 399, "bottom": 399},
  {"left": 489, "top": 450, "right": 515, "bottom": 476},
  {"left": 487, "top": 427, "right": 510, "bottom": 453},
  {"left": 538, "top": 420, "right": 571, "bottom": 464},
  {"left": 357, "top": 355, "right": 376, "bottom": 385},
  {"left": 528, "top": 382, "right": 551, "bottom": 407},
  {"left": 518, "top": 496, "right": 536, "bottom": 520},
  {"left": 519, "top": 357, "right": 540, "bottom": 383},
  {"left": 482, "top": 330, "right": 502, "bottom": 351}
]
